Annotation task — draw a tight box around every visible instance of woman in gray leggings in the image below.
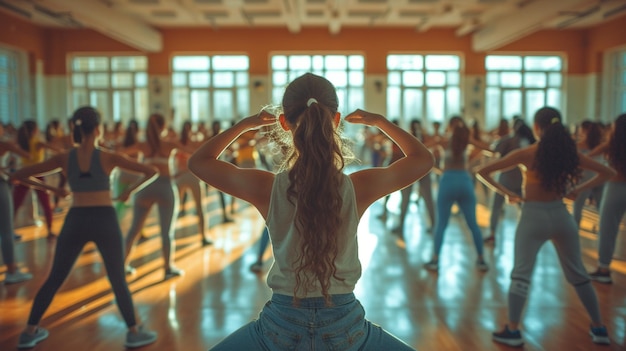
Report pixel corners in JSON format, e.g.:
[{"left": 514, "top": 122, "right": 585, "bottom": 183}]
[
  {"left": 587, "top": 113, "right": 626, "bottom": 283},
  {"left": 477, "top": 107, "right": 616, "bottom": 347},
  {"left": 122, "top": 113, "right": 193, "bottom": 279},
  {"left": 0, "top": 134, "right": 33, "bottom": 284}
]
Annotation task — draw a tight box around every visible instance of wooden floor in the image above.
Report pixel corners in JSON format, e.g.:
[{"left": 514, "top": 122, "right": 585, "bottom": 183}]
[{"left": 1, "top": 181, "right": 625, "bottom": 351}]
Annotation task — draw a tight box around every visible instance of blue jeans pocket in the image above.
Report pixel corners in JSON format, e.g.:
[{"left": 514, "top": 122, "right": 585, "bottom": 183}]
[
  {"left": 321, "top": 305, "right": 366, "bottom": 351},
  {"left": 260, "top": 310, "right": 302, "bottom": 350}
]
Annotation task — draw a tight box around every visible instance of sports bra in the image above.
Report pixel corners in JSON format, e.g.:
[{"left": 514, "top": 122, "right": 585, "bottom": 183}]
[{"left": 67, "top": 149, "right": 110, "bottom": 193}]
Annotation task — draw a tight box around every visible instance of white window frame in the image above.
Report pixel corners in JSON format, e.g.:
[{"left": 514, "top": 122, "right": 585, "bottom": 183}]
[
  {"left": 485, "top": 54, "right": 565, "bottom": 128},
  {"left": 0, "top": 46, "right": 28, "bottom": 126},
  {"left": 68, "top": 55, "right": 149, "bottom": 125},
  {"left": 386, "top": 53, "right": 463, "bottom": 129}
]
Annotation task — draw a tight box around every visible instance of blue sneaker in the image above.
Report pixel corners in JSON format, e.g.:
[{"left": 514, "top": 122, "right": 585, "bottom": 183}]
[
  {"left": 18, "top": 328, "right": 49, "bottom": 348},
  {"left": 492, "top": 325, "right": 523, "bottom": 347},
  {"left": 589, "top": 325, "right": 610, "bottom": 345},
  {"left": 125, "top": 325, "right": 157, "bottom": 348}
]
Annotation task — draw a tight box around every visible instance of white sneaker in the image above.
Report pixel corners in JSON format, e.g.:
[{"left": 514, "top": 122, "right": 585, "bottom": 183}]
[
  {"left": 125, "top": 326, "right": 157, "bottom": 348},
  {"left": 5, "top": 271, "right": 33, "bottom": 284},
  {"left": 18, "top": 328, "right": 49, "bottom": 348}
]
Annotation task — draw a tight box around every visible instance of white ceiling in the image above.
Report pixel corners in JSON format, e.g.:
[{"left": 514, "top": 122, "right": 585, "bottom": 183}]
[{"left": 1, "top": 0, "right": 626, "bottom": 52}]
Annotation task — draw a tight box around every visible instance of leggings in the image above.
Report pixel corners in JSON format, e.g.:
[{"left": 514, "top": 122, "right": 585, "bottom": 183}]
[
  {"left": 433, "top": 170, "right": 484, "bottom": 257},
  {"left": 417, "top": 173, "right": 435, "bottom": 228},
  {"left": 508, "top": 201, "right": 601, "bottom": 324},
  {"left": 176, "top": 171, "right": 205, "bottom": 236},
  {"left": 27, "top": 206, "right": 136, "bottom": 327},
  {"left": 13, "top": 177, "right": 53, "bottom": 231},
  {"left": 211, "top": 293, "right": 414, "bottom": 351},
  {"left": 597, "top": 181, "right": 626, "bottom": 267},
  {"left": 0, "top": 179, "right": 15, "bottom": 265},
  {"left": 255, "top": 227, "right": 270, "bottom": 262},
  {"left": 490, "top": 171, "right": 522, "bottom": 233},
  {"left": 125, "top": 176, "right": 178, "bottom": 267},
  {"left": 572, "top": 185, "right": 604, "bottom": 228}
]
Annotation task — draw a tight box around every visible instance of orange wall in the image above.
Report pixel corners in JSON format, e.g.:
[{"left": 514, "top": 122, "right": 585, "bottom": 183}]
[
  {"left": 0, "top": 11, "right": 45, "bottom": 72},
  {"left": 1, "top": 11, "right": 625, "bottom": 75},
  {"left": 585, "top": 14, "right": 626, "bottom": 73}
]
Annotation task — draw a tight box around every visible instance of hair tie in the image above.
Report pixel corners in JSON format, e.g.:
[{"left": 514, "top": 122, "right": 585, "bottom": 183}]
[
  {"left": 74, "top": 119, "right": 82, "bottom": 126},
  {"left": 307, "top": 98, "right": 318, "bottom": 107},
  {"left": 550, "top": 117, "right": 559, "bottom": 124}
]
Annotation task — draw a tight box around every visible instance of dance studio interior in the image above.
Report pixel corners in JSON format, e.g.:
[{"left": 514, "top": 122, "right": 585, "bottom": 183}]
[{"left": 1, "top": 0, "right": 625, "bottom": 350}]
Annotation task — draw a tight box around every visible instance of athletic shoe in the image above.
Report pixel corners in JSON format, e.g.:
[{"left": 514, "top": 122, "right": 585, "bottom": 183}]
[
  {"left": 249, "top": 261, "right": 263, "bottom": 273},
  {"left": 476, "top": 260, "right": 489, "bottom": 272},
  {"left": 492, "top": 325, "right": 523, "bottom": 347},
  {"left": 125, "top": 265, "right": 136, "bottom": 276},
  {"left": 5, "top": 271, "right": 33, "bottom": 284},
  {"left": 164, "top": 267, "right": 184, "bottom": 280},
  {"left": 13, "top": 233, "right": 22, "bottom": 241},
  {"left": 589, "top": 325, "right": 611, "bottom": 345},
  {"left": 424, "top": 260, "right": 439, "bottom": 272},
  {"left": 222, "top": 217, "right": 234, "bottom": 224},
  {"left": 589, "top": 268, "right": 612, "bottom": 284},
  {"left": 125, "top": 326, "right": 157, "bottom": 348},
  {"left": 201, "top": 237, "right": 214, "bottom": 246},
  {"left": 18, "top": 328, "right": 49, "bottom": 348}
]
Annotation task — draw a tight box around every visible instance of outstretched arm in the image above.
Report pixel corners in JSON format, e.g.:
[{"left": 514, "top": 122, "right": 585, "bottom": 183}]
[
  {"left": 347, "top": 110, "right": 434, "bottom": 217},
  {"left": 9, "top": 154, "right": 67, "bottom": 197},
  {"left": 188, "top": 112, "right": 277, "bottom": 218}
]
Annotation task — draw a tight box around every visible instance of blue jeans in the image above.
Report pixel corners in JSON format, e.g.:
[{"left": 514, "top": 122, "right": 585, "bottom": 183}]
[
  {"left": 433, "top": 170, "right": 484, "bottom": 257},
  {"left": 210, "top": 293, "right": 415, "bottom": 350}
]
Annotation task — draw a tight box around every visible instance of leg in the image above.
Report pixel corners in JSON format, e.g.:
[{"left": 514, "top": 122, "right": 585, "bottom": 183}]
[
  {"left": 418, "top": 174, "right": 436, "bottom": 230},
  {"left": 33, "top": 185, "right": 54, "bottom": 235},
  {"left": 93, "top": 208, "right": 137, "bottom": 327},
  {"left": 124, "top": 195, "right": 153, "bottom": 261},
  {"left": 250, "top": 227, "right": 270, "bottom": 272},
  {"left": 187, "top": 175, "right": 209, "bottom": 243},
  {"left": 209, "top": 322, "right": 263, "bottom": 350},
  {"left": 12, "top": 183, "right": 29, "bottom": 217},
  {"left": 572, "top": 188, "right": 592, "bottom": 228},
  {"left": 431, "top": 173, "right": 456, "bottom": 260},
  {"left": 156, "top": 181, "right": 179, "bottom": 272},
  {"left": 27, "top": 214, "right": 87, "bottom": 326},
  {"left": 0, "top": 180, "right": 16, "bottom": 269},
  {"left": 597, "top": 182, "right": 626, "bottom": 269},
  {"left": 507, "top": 205, "right": 549, "bottom": 328},
  {"left": 550, "top": 206, "right": 602, "bottom": 325},
  {"left": 456, "top": 175, "right": 485, "bottom": 259}
]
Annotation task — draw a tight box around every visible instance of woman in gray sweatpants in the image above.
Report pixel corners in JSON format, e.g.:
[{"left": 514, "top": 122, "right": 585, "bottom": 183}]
[
  {"left": 477, "top": 107, "right": 616, "bottom": 347},
  {"left": 588, "top": 113, "right": 626, "bottom": 283}
]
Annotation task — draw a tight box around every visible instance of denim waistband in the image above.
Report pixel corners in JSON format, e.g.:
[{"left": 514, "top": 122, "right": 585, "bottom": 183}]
[{"left": 271, "top": 293, "right": 355, "bottom": 308}]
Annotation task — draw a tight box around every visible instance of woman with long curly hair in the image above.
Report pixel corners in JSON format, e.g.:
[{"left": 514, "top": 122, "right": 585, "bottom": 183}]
[
  {"left": 476, "top": 107, "right": 615, "bottom": 347},
  {"left": 189, "top": 73, "right": 433, "bottom": 349},
  {"left": 586, "top": 113, "right": 626, "bottom": 283}
]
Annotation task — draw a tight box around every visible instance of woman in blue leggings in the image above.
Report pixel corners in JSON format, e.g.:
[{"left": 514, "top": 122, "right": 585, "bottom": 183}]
[
  {"left": 11, "top": 107, "right": 158, "bottom": 349},
  {"left": 424, "top": 116, "right": 491, "bottom": 272},
  {"left": 477, "top": 107, "right": 615, "bottom": 347}
]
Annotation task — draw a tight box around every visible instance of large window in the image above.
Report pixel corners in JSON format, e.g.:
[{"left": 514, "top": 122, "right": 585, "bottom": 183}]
[
  {"left": 485, "top": 55, "right": 563, "bottom": 127},
  {"left": 171, "top": 55, "right": 249, "bottom": 126},
  {"left": 69, "top": 56, "right": 148, "bottom": 124},
  {"left": 609, "top": 50, "right": 626, "bottom": 119},
  {"left": 387, "top": 54, "right": 462, "bottom": 128},
  {"left": 270, "top": 54, "right": 365, "bottom": 137},
  {"left": 0, "top": 47, "right": 24, "bottom": 125}
]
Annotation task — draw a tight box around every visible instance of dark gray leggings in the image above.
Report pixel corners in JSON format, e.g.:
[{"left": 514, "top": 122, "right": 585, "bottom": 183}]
[
  {"left": 28, "top": 206, "right": 136, "bottom": 327},
  {"left": 0, "top": 179, "right": 15, "bottom": 266}
]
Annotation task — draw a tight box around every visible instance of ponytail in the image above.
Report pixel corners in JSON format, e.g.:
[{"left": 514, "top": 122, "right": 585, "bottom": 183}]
[
  {"left": 281, "top": 73, "right": 345, "bottom": 304},
  {"left": 532, "top": 107, "right": 581, "bottom": 196},
  {"left": 71, "top": 107, "right": 101, "bottom": 144}
]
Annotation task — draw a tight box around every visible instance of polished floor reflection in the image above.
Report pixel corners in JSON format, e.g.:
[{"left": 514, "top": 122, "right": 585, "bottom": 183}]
[{"left": 1, "top": 185, "right": 625, "bottom": 351}]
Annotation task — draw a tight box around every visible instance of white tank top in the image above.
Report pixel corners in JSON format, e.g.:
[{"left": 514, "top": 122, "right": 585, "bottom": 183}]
[{"left": 266, "top": 171, "right": 361, "bottom": 298}]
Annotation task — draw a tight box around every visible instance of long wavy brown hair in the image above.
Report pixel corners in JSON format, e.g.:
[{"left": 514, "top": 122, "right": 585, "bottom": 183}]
[
  {"left": 281, "top": 73, "right": 345, "bottom": 304},
  {"left": 146, "top": 113, "right": 165, "bottom": 156}
]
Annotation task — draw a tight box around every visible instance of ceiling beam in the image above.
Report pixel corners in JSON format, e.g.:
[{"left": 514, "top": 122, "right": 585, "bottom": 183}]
[
  {"left": 471, "top": 0, "right": 595, "bottom": 52},
  {"left": 42, "top": 0, "right": 162, "bottom": 52}
]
